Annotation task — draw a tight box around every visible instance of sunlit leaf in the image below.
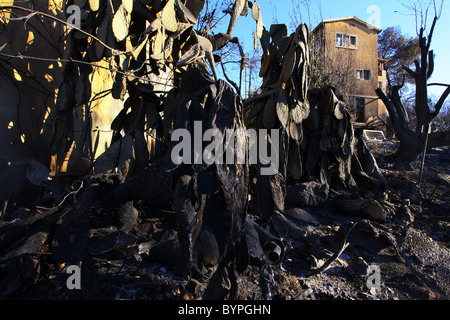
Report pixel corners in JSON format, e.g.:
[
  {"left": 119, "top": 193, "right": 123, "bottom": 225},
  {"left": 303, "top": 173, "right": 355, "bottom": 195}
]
[
  {"left": 152, "top": 27, "right": 165, "bottom": 56},
  {"left": 334, "top": 101, "right": 345, "bottom": 120},
  {"left": 122, "top": 0, "right": 133, "bottom": 13},
  {"left": 291, "top": 100, "right": 310, "bottom": 124},
  {"left": 13, "top": 69, "right": 22, "bottom": 82},
  {"left": 44, "top": 73, "right": 54, "bottom": 83},
  {"left": 241, "top": 0, "right": 248, "bottom": 16},
  {"left": 252, "top": 1, "right": 264, "bottom": 49},
  {"left": 276, "top": 90, "right": 289, "bottom": 128},
  {"left": 112, "top": 4, "right": 131, "bottom": 42},
  {"left": 175, "top": 0, "right": 197, "bottom": 24},
  {"left": 144, "top": 17, "right": 162, "bottom": 35},
  {"left": 161, "top": 0, "right": 178, "bottom": 33},
  {"left": 26, "top": 31, "right": 34, "bottom": 45},
  {"left": 251, "top": 1, "right": 260, "bottom": 19},
  {"left": 254, "top": 22, "right": 262, "bottom": 49},
  {"left": 289, "top": 120, "right": 302, "bottom": 141},
  {"left": 48, "top": 0, "right": 63, "bottom": 15},
  {"left": 89, "top": 0, "right": 100, "bottom": 11},
  {"left": 0, "top": 5, "right": 11, "bottom": 25},
  {"left": 227, "top": 0, "right": 246, "bottom": 36}
]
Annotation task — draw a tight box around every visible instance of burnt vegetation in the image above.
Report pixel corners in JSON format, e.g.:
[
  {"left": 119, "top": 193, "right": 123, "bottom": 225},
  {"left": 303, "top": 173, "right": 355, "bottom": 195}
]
[{"left": 0, "top": 0, "right": 449, "bottom": 300}]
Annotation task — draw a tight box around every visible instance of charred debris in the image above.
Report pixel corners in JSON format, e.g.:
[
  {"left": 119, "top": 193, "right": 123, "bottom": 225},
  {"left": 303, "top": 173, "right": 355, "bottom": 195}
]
[{"left": 0, "top": 0, "right": 449, "bottom": 300}]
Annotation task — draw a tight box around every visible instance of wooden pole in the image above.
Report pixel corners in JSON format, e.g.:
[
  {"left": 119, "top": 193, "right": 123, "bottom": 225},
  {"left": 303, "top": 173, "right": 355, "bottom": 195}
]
[{"left": 418, "top": 123, "right": 432, "bottom": 185}]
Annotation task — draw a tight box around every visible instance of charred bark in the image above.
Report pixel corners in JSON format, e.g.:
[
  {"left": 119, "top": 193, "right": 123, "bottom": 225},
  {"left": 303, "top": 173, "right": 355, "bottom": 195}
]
[{"left": 377, "top": 16, "right": 450, "bottom": 162}]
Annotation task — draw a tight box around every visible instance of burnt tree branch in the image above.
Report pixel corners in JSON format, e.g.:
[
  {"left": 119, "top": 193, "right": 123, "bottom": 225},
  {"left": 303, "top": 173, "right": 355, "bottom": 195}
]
[
  {"left": 427, "top": 16, "right": 438, "bottom": 50},
  {"left": 414, "top": 59, "right": 421, "bottom": 73},
  {"left": 427, "top": 50, "right": 434, "bottom": 79},
  {"left": 431, "top": 85, "right": 450, "bottom": 119},
  {"left": 375, "top": 88, "right": 410, "bottom": 141},
  {"left": 389, "top": 84, "right": 410, "bottom": 133},
  {"left": 402, "top": 65, "right": 417, "bottom": 79}
]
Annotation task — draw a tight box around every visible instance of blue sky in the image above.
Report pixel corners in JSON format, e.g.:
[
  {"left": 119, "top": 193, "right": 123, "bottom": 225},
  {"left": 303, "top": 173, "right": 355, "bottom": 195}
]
[{"left": 221, "top": 0, "right": 450, "bottom": 100}]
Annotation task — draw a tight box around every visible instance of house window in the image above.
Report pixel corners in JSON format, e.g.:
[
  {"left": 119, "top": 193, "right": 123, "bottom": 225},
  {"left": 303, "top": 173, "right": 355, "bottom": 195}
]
[
  {"left": 336, "top": 33, "right": 343, "bottom": 47},
  {"left": 356, "top": 69, "right": 363, "bottom": 79},
  {"left": 343, "top": 34, "right": 349, "bottom": 45},
  {"left": 356, "top": 69, "right": 372, "bottom": 80},
  {"left": 315, "top": 39, "right": 321, "bottom": 52},
  {"left": 378, "top": 62, "right": 385, "bottom": 76},
  {"left": 336, "top": 33, "right": 357, "bottom": 49}
]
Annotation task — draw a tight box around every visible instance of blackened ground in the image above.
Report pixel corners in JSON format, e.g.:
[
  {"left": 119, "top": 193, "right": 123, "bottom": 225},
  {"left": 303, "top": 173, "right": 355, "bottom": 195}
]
[{"left": 2, "top": 140, "right": 449, "bottom": 300}]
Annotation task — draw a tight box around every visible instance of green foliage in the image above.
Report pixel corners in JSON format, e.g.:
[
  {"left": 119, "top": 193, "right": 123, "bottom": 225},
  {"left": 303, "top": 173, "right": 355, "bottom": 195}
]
[{"left": 378, "top": 26, "right": 421, "bottom": 87}]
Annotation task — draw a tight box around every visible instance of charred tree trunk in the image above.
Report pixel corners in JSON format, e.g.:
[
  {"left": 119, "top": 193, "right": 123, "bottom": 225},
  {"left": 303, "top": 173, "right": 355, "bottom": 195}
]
[{"left": 376, "top": 16, "right": 450, "bottom": 163}]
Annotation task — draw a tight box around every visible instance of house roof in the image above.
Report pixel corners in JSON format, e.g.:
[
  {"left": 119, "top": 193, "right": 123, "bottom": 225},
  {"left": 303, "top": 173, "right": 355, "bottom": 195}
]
[{"left": 313, "top": 16, "right": 382, "bottom": 34}]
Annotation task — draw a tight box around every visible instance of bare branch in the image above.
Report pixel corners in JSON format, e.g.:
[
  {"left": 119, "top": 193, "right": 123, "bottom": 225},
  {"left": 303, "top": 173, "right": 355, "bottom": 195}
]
[
  {"left": 389, "top": 82, "right": 410, "bottom": 131},
  {"left": 402, "top": 65, "right": 417, "bottom": 78},
  {"left": 431, "top": 85, "right": 450, "bottom": 119},
  {"left": 414, "top": 59, "right": 421, "bottom": 73},
  {"left": 428, "top": 83, "right": 450, "bottom": 87},
  {"left": 427, "top": 16, "right": 437, "bottom": 49},
  {"left": 220, "top": 59, "right": 239, "bottom": 93},
  {"left": 375, "top": 88, "right": 404, "bottom": 138},
  {"left": 0, "top": 52, "right": 174, "bottom": 87},
  {"left": 0, "top": 5, "right": 123, "bottom": 55},
  {"left": 419, "top": 27, "right": 425, "bottom": 48},
  {"left": 311, "top": 222, "right": 358, "bottom": 275}
]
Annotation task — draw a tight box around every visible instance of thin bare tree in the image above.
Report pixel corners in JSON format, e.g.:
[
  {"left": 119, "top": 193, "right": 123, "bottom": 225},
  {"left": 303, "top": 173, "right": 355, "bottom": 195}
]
[{"left": 376, "top": 0, "right": 450, "bottom": 162}]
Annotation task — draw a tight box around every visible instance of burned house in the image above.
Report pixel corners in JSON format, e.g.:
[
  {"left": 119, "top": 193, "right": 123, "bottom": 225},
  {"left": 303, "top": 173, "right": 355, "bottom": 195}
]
[{"left": 311, "top": 16, "right": 388, "bottom": 126}]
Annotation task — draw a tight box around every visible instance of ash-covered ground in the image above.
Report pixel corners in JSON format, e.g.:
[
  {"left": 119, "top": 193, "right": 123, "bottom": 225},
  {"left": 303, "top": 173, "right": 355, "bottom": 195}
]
[{"left": 1, "top": 139, "right": 449, "bottom": 301}]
